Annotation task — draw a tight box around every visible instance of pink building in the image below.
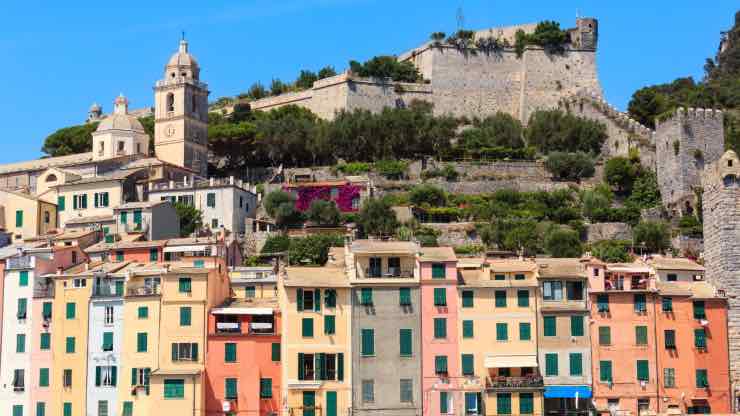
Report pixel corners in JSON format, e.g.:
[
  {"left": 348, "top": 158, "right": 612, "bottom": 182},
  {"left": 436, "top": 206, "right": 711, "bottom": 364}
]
[{"left": 419, "top": 247, "right": 461, "bottom": 416}]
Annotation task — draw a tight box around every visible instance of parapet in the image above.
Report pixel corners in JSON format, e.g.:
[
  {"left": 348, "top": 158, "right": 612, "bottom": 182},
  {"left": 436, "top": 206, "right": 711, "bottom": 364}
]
[
  {"left": 703, "top": 150, "right": 740, "bottom": 186},
  {"left": 655, "top": 107, "right": 724, "bottom": 130},
  {"left": 563, "top": 90, "right": 654, "bottom": 139}
]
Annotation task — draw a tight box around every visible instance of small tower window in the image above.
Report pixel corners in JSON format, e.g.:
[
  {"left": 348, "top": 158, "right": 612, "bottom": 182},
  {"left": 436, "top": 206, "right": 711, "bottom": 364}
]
[
  {"left": 181, "top": 72, "right": 187, "bottom": 77},
  {"left": 192, "top": 94, "right": 197, "bottom": 113},
  {"left": 729, "top": 160, "right": 734, "bottom": 167},
  {"left": 171, "top": 72, "right": 176, "bottom": 79},
  {"left": 45, "top": 174, "right": 57, "bottom": 183},
  {"left": 118, "top": 141, "right": 125, "bottom": 152},
  {"left": 166, "top": 93, "right": 175, "bottom": 112}
]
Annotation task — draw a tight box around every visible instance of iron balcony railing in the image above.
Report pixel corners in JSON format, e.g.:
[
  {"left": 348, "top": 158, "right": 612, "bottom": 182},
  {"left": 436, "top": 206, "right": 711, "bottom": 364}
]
[
  {"left": 6, "top": 256, "right": 33, "bottom": 270},
  {"left": 126, "top": 286, "right": 161, "bottom": 296},
  {"left": 486, "top": 375, "right": 544, "bottom": 390},
  {"left": 363, "top": 267, "right": 414, "bottom": 278}
]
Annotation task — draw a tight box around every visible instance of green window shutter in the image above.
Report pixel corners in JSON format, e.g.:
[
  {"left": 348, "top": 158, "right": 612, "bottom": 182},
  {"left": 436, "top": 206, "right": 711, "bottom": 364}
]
[
  {"left": 435, "top": 355, "right": 448, "bottom": 374},
  {"left": 461, "top": 354, "right": 474, "bottom": 376},
  {"left": 66, "top": 302, "right": 76, "bottom": 319},
  {"left": 17, "top": 298, "right": 27, "bottom": 319},
  {"left": 399, "top": 329, "right": 412, "bottom": 356},
  {"left": 297, "top": 353, "right": 305, "bottom": 380},
  {"left": 662, "top": 297, "right": 673, "bottom": 312},
  {"left": 545, "top": 353, "right": 559, "bottom": 376},
  {"left": 65, "top": 336, "right": 75, "bottom": 353},
  {"left": 337, "top": 353, "right": 344, "bottom": 381},
  {"left": 94, "top": 192, "right": 99, "bottom": 208},
  {"left": 634, "top": 294, "right": 647, "bottom": 312},
  {"left": 314, "top": 289, "right": 321, "bottom": 312},
  {"left": 569, "top": 353, "right": 583, "bottom": 376},
  {"left": 81, "top": 194, "right": 87, "bottom": 209},
  {"left": 694, "top": 329, "right": 707, "bottom": 349},
  {"left": 462, "top": 320, "right": 474, "bottom": 338},
  {"left": 597, "top": 294, "right": 609, "bottom": 312},
  {"left": 361, "top": 329, "right": 374, "bottom": 356},
  {"left": 434, "top": 318, "right": 447, "bottom": 339},
  {"left": 302, "top": 318, "right": 314, "bottom": 338},
  {"left": 116, "top": 251, "right": 124, "bottom": 262},
  {"left": 15, "top": 210, "right": 23, "bottom": 227},
  {"left": 543, "top": 316, "right": 556, "bottom": 336},
  {"left": 16, "top": 334, "right": 25, "bottom": 353},
  {"left": 42, "top": 302, "right": 52, "bottom": 319},
  {"left": 207, "top": 193, "right": 216, "bottom": 207},
  {"left": 36, "top": 403, "right": 45, "bottom": 416},
  {"left": 517, "top": 290, "right": 529, "bottom": 307},
  {"left": 496, "top": 323, "right": 508, "bottom": 341},
  {"left": 495, "top": 290, "right": 507, "bottom": 307},
  {"left": 432, "top": 263, "right": 446, "bottom": 278},
  {"left": 570, "top": 315, "right": 584, "bottom": 336},
  {"left": 636, "top": 326, "right": 648, "bottom": 345},
  {"left": 665, "top": 330, "right": 676, "bottom": 349},
  {"left": 137, "top": 333, "right": 148, "bottom": 352},
  {"left": 693, "top": 301, "right": 706, "bottom": 319},
  {"left": 636, "top": 360, "right": 649, "bottom": 381},
  {"left": 600, "top": 360, "right": 613, "bottom": 382},
  {"left": 466, "top": 393, "right": 479, "bottom": 413},
  {"left": 164, "top": 379, "right": 185, "bottom": 398},
  {"left": 122, "top": 402, "right": 133, "bottom": 416},
  {"left": 225, "top": 343, "right": 237, "bottom": 362},
  {"left": 63, "top": 403, "right": 72, "bottom": 416},
  {"left": 95, "top": 366, "right": 102, "bottom": 386},
  {"left": 494, "top": 274, "right": 505, "bottom": 280},
  {"left": 260, "top": 378, "right": 273, "bottom": 398},
  {"left": 102, "top": 192, "right": 109, "bottom": 207},
  {"left": 497, "top": 393, "right": 512, "bottom": 415},
  {"left": 440, "top": 392, "right": 448, "bottom": 414},
  {"left": 297, "top": 288, "right": 304, "bottom": 311},
  {"left": 115, "top": 280, "right": 124, "bottom": 296},
  {"left": 434, "top": 288, "right": 447, "bottom": 306},
  {"left": 696, "top": 369, "right": 709, "bottom": 387},
  {"left": 149, "top": 248, "right": 158, "bottom": 261},
  {"left": 462, "top": 290, "right": 474, "bottom": 308},
  {"left": 324, "top": 315, "right": 336, "bottom": 335},
  {"left": 12, "top": 405, "right": 22, "bottom": 416},
  {"left": 243, "top": 286, "right": 255, "bottom": 298},
  {"left": 515, "top": 274, "right": 525, "bottom": 280},
  {"left": 39, "top": 368, "right": 49, "bottom": 387},
  {"left": 599, "top": 326, "right": 611, "bottom": 345},
  {"left": 180, "top": 307, "right": 191, "bottom": 326},
  {"left": 271, "top": 343, "right": 280, "bottom": 362},
  {"left": 103, "top": 332, "right": 113, "bottom": 351},
  {"left": 225, "top": 378, "right": 237, "bottom": 399},
  {"left": 19, "top": 271, "right": 28, "bottom": 286},
  {"left": 120, "top": 211, "right": 127, "bottom": 224},
  {"left": 361, "top": 288, "right": 373, "bottom": 305},
  {"left": 133, "top": 210, "right": 142, "bottom": 226},
  {"left": 138, "top": 306, "right": 148, "bottom": 319},
  {"left": 519, "top": 322, "right": 531, "bottom": 340},
  {"left": 325, "top": 289, "right": 337, "bottom": 307},
  {"left": 178, "top": 278, "right": 192, "bottom": 293},
  {"left": 399, "top": 288, "right": 411, "bottom": 306},
  {"left": 58, "top": 196, "right": 65, "bottom": 211},
  {"left": 40, "top": 333, "right": 51, "bottom": 350},
  {"left": 520, "top": 393, "right": 534, "bottom": 414}
]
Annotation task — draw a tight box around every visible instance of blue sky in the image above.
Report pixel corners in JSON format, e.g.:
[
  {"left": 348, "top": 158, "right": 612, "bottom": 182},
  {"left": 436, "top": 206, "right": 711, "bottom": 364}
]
[{"left": 0, "top": 1, "right": 736, "bottom": 164}]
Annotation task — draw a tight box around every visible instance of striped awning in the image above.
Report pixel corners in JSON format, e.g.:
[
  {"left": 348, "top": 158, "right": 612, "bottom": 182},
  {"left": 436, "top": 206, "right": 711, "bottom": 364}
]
[{"left": 484, "top": 354, "right": 538, "bottom": 368}]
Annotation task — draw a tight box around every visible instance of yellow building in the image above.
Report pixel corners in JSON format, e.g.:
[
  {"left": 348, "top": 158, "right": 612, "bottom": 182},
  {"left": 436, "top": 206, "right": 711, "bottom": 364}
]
[
  {"left": 0, "top": 189, "right": 57, "bottom": 241},
  {"left": 282, "top": 247, "right": 352, "bottom": 416},
  {"left": 457, "top": 258, "right": 544, "bottom": 416}
]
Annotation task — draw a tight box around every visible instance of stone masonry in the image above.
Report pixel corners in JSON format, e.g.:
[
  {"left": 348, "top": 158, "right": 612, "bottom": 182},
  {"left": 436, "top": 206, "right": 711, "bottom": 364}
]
[{"left": 702, "top": 150, "right": 740, "bottom": 387}]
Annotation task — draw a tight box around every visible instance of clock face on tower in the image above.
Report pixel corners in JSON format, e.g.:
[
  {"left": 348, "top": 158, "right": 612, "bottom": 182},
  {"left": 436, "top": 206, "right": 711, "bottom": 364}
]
[{"left": 165, "top": 125, "right": 176, "bottom": 137}]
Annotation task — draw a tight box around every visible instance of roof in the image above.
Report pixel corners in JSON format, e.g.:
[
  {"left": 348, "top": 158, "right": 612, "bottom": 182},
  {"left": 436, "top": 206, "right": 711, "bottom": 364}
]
[
  {"left": 57, "top": 169, "right": 140, "bottom": 186},
  {"left": 115, "top": 200, "right": 169, "bottom": 210},
  {"left": 418, "top": 246, "right": 457, "bottom": 262},
  {"left": 284, "top": 266, "right": 349, "bottom": 287},
  {"left": 0, "top": 188, "right": 45, "bottom": 202},
  {"left": 96, "top": 113, "right": 145, "bottom": 133},
  {"left": 110, "top": 240, "right": 167, "bottom": 250},
  {"left": 648, "top": 255, "right": 705, "bottom": 272},
  {"left": 166, "top": 40, "right": 200, "bottom": 72},
  {"left": 606, "top": 263, "right": 652, "bottom": 274},
  {"left": 151, "top": 368, "right": 202, "bottom": 376},
  {"left": 0, "top": 152, "right": 94, "bottom": 175},
  {"left": 486, "top": 259, "right": 538, "bottom": 273},
  {"left": 65, "top": 214, "right": 115, "bottom": 225},
  {"left": 535, "top": 258, "right": 587, "bottom": 278},
  {"left": 657, "top": 281, "right": 723, "bottom": 299},
  {"left": 0, "top": 243, "right": 46, "bottom": 260},
  {"left": 212, "top": 298, "right": 279, "bottom": 313},
  {"left": 350, "top": 240, "right": 419, "bottom": 255},
  {"left": 53, "top": 228, "right": 97, "bottom": 240},
  {"left": 166, "top": 236, "right": 219, "bottom": 246}
]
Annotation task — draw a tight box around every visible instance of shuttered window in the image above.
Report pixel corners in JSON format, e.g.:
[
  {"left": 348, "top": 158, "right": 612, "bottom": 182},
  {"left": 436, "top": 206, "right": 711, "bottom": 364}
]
[
  {"left": 58, "top": 196, "right": 65, "bottom": 211},
  {"left": 15, "top": 210, "right": 23, "bottom": 227},
  {"left": 571, "top": 315, "right": 584, "bottom": 336},
  {"left": 461, "top": 354, "right": 474, "bottom": 376},
  {"left": 324, "top": 315, "right": 336, "bottom": 335},
  {"left": 598, "top": 326, "right": 611, "bottom": 345},
  {"left": 462, "top": 290, "right": 474, "bottom": 307},
  {"left": 42, "top": 302, "right": 52, "bottom": 319},
  {"left": 19, "top": 271, "right": 28, "bottom": 286},
  {"left": 696, "top": 369, "right": 709, "bottom": 387},
  {"left": 496, "top": 323, "right": 508, "bottom": 341},
  {"left": 600, "top": 361, "right": 612, "bottom": 382},
  {"left": 399, "top": 288, "right": 411, "bottom": 306},
  {"left": 519, "top": 322, "right": 531, "bottom": 340},
  {"left": 545, "top": 353, "right": 558, "bottom": 376},
  {"left": 569, "top": 353, "right": 583, "bottom": 376},
  {"left": 635, "top": 326, "right": 648, "bottom": 345},
  {"left": 693, "top": 301, "right": 706, "bottom": 319},
  {"left": 636, "top": 360, "right": 649, "bottom": 381},
  {"left": 137, "top": 333, "right": 147, "bottom": 353},
  {"left": 66, "top": 302, "right": 76, "bottom": 319},
  {"left": 225, "top": 378, "right": 237, "bottom": 399},
  {"left": 17, "top": 298, "right": 27, "bottom": 319},
  {"left": 634, "top": 294, "right": 647, "bottom": 313},
  {"left": 178, "top": 278, "right": 192, "bottom": 293},
  {"left": 435, "top": 355, "right": 448, "bottom": 374},
  {"left": 543, "top": 316, "right": 556, "bottom": 336},
  {"left": 597, "top": 294, "right": 609, "bottom": 312},
  {"left": 434, "top": 318, "right": 447, "bottom": 339},
  {"left": 517, "top": 290, "right": 529, "bottom": 307},
  {"left": 462, "top": 320, "right": 474, "bottom": 338},
  {"left": 432, "top": 263, "right": 446, "bottom": 278},
  {"left": 497, "top": 393, "right": 511, "bottom": 415},
  {"left": 360, "top": 288, "right": 373, "bottom": 305},
  {"left": 361, "top": 329, "right": 374, "bottom": 356},
  {"left": 271, "top": 343, "right": 281, "bottom": 362},
  {"left": 138, "top": 307, "right": 148, "bottom": 319},
  {"left": 495, "top": 290, "right": 506, "bottom": 307},
  {"left": 179, "top": 307, "right": 191, "bottom": 326},
  {"left": 399, "top": 329, "right": 412, "bottom": 357},
  {"left": 16, "top": 334, "right": 25, "bottom": 353},
  {"left": 520, "top": 393, "right": 534, "bottom": 415},
  {"left": 63, "top": 403, "right": 72, "bottom": 416},
  {"left": 260, "top": 378, "right": 273, "bottom": 398},
  {"left": 40, "top": 333, "right": 50, "bottom": 350},
  {"left": 433, "top": 288, "right": 447, "bottom": 306},
  {"left": 149, "top": 248, "right": 158, "bottom": 261},
  {"left": 695, "top": 329, "right": 707, "bottom": 349},
  {"left": 325, "top": 289, "right": 337, "bottom": 308},
  {"left": 302, "top": 318, "right": 314, "bottom": 338},
  {"left": 440, "top": 392, "right": 449, "bottom": 414},
  {"left": 225, "top": 343, "right": 237, "bottom": 363},
  {"left": 665, "top": 330, "right": 676, "bottom": 349},
  {"left": 102, "top": 332, "right": 113, "bottom": 351},
  {"left": 662, "top": 297, "right": 673, "bottom": 312},
  {"left": 65, "top": 337, "right": 75, "bottom": 353},
  {"left": 163, "top": 379, "right": 184, "bottom": 398}
]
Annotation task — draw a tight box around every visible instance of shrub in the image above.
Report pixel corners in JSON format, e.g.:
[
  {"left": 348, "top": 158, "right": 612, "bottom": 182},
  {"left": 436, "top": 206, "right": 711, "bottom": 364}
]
[
  {"left": 526, "top": 110, "right": 608, "bottom": 155},
  {"left": 263, "top": 190, "right": 302, "bottom": 227},
  {"left": 544, "top": 152, "right": 596, "bottom": 181},
  {"left": 336, "top": 162, "right": 371, "bottom": 175},
  {"left": 261, "top": 234, "right": 290, "bottom": 255},
  {"left": 414, "top": 227, "right": 440, "bottom": 247},
  {"left": 678, "top": 215, "right": 703, "bottom": 237},
  {"left": 458, "top": 112, "right": 525, "bottom": 154},
  {"left": 306, "top": 200, "right": 341, "bottom": 225},
  {"left": 348, "top": 56, "right": 422, "bottom": 83},
  {"left": 270, "top": 79, "right": 286, "bottom": 96},
  {"left": 318, "top": 66, "right": 337, "bottom": 80},
  {"left": 288, "top": 234, "right": 344, "bottom": 265},
  {"left": 373, "top": 160, "right": 408, "bottom": 179},
  {"left": 247, "top": 82, "right": 268, "bottom": 100},
  {"left": 421, "top": 164, "right": 459, "bottom": 181},
  {"left": 174, "top": 202, "right": 203, "bottom": 237},
  {"left": 604, "top": 157, "right": 640, "bottom": 195},
  {"left": 409, "top": 184, "right": 447, "bottom": 207},
  {"left": 544, "top": 227, "right": 583, "bottom": 258},
  {"left": 358, "top": 198, "right": 398, "bottom": 237},
  {"left": 633, "top": 221, "right": 671, "bottom": 253},
  {"left": 627, "top": 171, "right": 661, "bottom": 209},
  {"left": 590, "top": 240, "right": 631, "bottom": 263},
  {"left": 454, "top": 244, "right": 486, "bottom": 255}
]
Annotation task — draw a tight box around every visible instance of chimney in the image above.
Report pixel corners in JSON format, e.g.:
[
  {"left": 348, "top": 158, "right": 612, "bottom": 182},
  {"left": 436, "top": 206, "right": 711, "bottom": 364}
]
[{"left": 56, "top": 267, "right": 63, "bottom": 276}]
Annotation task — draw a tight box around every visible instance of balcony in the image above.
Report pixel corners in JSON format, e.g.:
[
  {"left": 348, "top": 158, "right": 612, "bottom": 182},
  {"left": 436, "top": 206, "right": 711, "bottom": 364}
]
[
  {"left": 249, "top": 322, "right": 274, "bottom": 335},
  {"left": 362, "top": 267, "right": 414, "bottom": 279},
  {"left": 34, "top": 283, "right": 54, "bottom": 298},
  {"left": 126, "top": 285, "right": 161, "bottom": 297},
  {"left": 93, "top": 284, "right": 122, "bottom": 297},
  {"left": 6, "top": 256, "right": 33, "bottom": 270},
  {"left": 215, "top": 322, "right": 241, "bottom": 334},
  {"left": 213, "top": 319, "right": 275, "bottom": 336},
  {"left": 485, "top": 375, "right": 544, "bottom": 391}
]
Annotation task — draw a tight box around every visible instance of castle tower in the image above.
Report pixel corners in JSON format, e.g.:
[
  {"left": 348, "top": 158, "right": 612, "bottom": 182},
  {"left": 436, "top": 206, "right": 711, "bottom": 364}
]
[
  {"left": 702, "top": 150, "right": 740, "bottom": 393},
  {"left": 91, "top": 94, "right": 149, "bottom": 161},
  {"left": 654, "top": 108, "right": 725, "bottom": 215},
  {"left": 574, "top": 17, "right": 598, "bottom": 50},
  {"left": 154, "top": 38, "right": 209, "bottom": 177}
]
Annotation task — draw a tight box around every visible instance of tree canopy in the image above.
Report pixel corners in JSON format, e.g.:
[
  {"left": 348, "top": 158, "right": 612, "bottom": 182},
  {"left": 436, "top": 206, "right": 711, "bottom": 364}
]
[
  {"left": 174, "top": 202, "right": 203, "bottom": 237},
  {"left": 41, "top": 123, "right": 98, "bottom": 157}
]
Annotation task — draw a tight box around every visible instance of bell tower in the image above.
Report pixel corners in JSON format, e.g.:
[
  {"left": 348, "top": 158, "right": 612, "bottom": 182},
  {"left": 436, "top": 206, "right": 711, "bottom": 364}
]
[{"left": 154, "top": 38, "right": 209, "bottom": 176}]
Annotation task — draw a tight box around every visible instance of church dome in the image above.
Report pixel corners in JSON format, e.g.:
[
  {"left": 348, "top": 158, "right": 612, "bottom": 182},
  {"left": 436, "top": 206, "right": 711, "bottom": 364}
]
[
  {"left": 96, "top": 94, "right": 145, "bottom": 133},
  {"left": 165, "top": 39, "right": 200, "bottom": 80}
]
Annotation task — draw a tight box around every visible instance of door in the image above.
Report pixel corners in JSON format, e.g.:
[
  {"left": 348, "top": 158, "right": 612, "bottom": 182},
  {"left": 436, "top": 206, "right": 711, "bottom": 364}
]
[
  {"left": 369, "top": 257, "right": 381, "bottom": 277},
  {"left": 303, "top": 391, "right": 316, "bottom": 416},
  {"left": 326, "top": 391, "right": 337, "bottom": 416}
]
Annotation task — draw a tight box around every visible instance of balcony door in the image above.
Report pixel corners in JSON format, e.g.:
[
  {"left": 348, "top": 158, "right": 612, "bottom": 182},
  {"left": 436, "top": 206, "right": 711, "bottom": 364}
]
[
  {"left": 303, "top": 391, "right": 316, "bottom": 416},
  {"left": 369, "top": 257, "right": 381, "bottom": 277}
]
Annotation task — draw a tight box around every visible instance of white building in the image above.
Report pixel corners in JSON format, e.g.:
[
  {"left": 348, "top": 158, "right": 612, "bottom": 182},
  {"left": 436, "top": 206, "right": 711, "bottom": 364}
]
[{"left": 91, "top": 94, "right": 150, "bottom": 161}]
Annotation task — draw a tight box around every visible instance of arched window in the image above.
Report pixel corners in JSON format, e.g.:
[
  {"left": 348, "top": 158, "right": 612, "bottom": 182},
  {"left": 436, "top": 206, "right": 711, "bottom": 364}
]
[
  {"left": 45, "top": 174, "right": 57, "bottom": 183},
  {"left": 166, "top": 93, "right": 175, "bottom": 112}
]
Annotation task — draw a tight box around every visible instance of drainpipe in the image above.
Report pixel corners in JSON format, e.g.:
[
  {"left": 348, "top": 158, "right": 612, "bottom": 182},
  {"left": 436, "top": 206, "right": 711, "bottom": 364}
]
[
  {"left": 725, "top": 299, "right": 734, "bottom": 413},
  {"left": 652, "top": 292, "right": 660, "bottom": 414}
]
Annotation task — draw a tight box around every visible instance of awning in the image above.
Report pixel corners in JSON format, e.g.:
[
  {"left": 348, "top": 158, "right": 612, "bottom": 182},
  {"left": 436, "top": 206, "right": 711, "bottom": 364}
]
[
  {"left": 164, "top": 244, "right": 209, "bottom": 253},
  {"left": 544, "top": 386, "right": 592, "bottom": 399},
  {"left": 211, "top": 307, "right": 273, "bottom": 315},
  {"left": 484, "top": 354, "right": 538, "bottom": 368}
]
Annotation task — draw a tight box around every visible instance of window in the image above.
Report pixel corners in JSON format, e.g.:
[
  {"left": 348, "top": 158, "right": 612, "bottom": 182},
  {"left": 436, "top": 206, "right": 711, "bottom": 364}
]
[
  {"left": 302, "top": 318, "right": 314, "bottom": 338},
  {"left": 224, "top": 378, "right": 237, "bottom": 400},
  {"left": 171, "top": 343, "right": 198, "bottom": 361},
  {"left": 260, "top": 378, "right": 272, "bottom": 398},
  {"left": 137, "top": 333, "right": 148, "bottom": 352},
  {"left": 360, "top": 288, "right": 373, "bottom": 305},
  {"left": 566, "top": 281, "right": 584, "bottom": 300},
  {"left": 225, "top": 343, "right": 237, "bottom": 362},
  {"left": 543, "top": 316, "right": 556, "bottom": 336},
  {"left": 164, "top": 379, "right": 185, "bottom": 399},
  {"left": 95, "top": 366, "right": 118, "bottom": 387},
  {"left": 634, "top": 294, "right": 647, "bottom": 313},
  {"left": 324, "top": 315, "right": 336, "bottom": 335},
  {"left": 40, "top": 333, "right": 50, "bottom": 350},
  {"left": 66, "top": 302, "right": 76, "bottom": 319},
  {"left": 696, "top": 369, "right": 709, "bottom": 387},
  {"left": 694, "top": 328, "right": 707, "bottom": 349},
  {"left": 665, "top": 330, "right": 676, "bottom": 349},
  {"left": 72, "top": 278, "right": 86, "bottom": 288},
  {"left": 270, "top": 343, "right": 281, "bottom": 362},
  {"left": 463, "top": 320, "right": 474, "bottom": 338},
  {"left": 94, "top": 192, "right": 109, "bottom": 208},
  {"left": 693, "top": 301, "right": 706, "bottom": 319},
  {"left": 400, "top": 379, "right": 413, "bottom": 403},
  {"left": 73, "top": 194, "right": 87, "bottom": 210},
  {"left": 42, "top": 302, "right": 52, "bottom": 320},
  {"left": 662, "top": 297, "right": 673, "bottom": 312},
  {"left": 519, "top": 322, "right": 531, "bottom": 340},
  {"left": 178, "top": 277, "right": 192, "bottom": 293},
  {"left": 180, "top": 307, "right": 191, "bottom": 326},
  {"left": 599, "top": 326, "right": 611, "bottom": 345},
  {"left": 635, "top": 326, "right": 648, "bottom": 345},
  {"left": 400, "top": 329, "right": 413, "bottom": 357},
  {"left": 37, "top": 403, "right": 46, "bottom": 416},
  {"left": 462, "top": 354, "right": 474, "bottom": 376},
  {"left": 12, "top": 406, "right": 22, "bottom": 416},
  {"left": 66, "top": 337, "right": 75, "bottom": 353},
  {"left": 138, "top": 306, "right": 148, "bottom": 319},
  {"left": 434, "top": 318, "right": 447, "bottom": 339},
  {"left": 325, "top": 289, "right": 337, "bottom": 307},
  {"left": 399, "top": 288, "right": 411, "bottom": 306},
  {"left": 543, "top": 281, "right": 563, "bottom": 300},
  {"left": 434, "top": 288, "right": 447, "bottom": 306},
  {"left": 297, "top": 288, "right": 316, "bottom": 311},
  {"left": 120, "top": 211, "right": 128, "bottom": 224},
  {"left": 102, "top": 332, "right": 113, "bottom": 351},
  {"left": 58, "top": 196, "right": 65, "bottom": 211},
  {"left": 17, "top": 298, "right": 27, "bottom": 319},
  {"left": 361, "top": 329, "right": 374, "bottom": 356},
  {"left": 440, "top": 391, "right": 450, "bottom": 414},
  {"left": 667, "top": 273, "right": 678, "bottom": 282},
  {"left": 149, "top": 248, "right": 158, "bottom": 262},
  {"left": 597, "top": 294, "right": 609, "bottom": 312},
  {"left": 495, "top": 290, "right": 507, "bottom": 307},
  {"left": 664, "top": 368, "right": 676, "bottom": 387},
  {"left": 298, "top": 353, "right": 315, "bottom": 380},
  {"left": 497, "top": 393, "right": 511, "bottom": 415},
  {"left": 494, "top": 274, "right": 505, "bottom": 281},
  {"left": 15, "top": 210, "right": 23, "bottom": 227},
  {"left": 12, "top": 369, "right": 24, "bottom": 391},
  {"left": 244, "top": 286, "right": 256, "bottom": 298},
  {"left": 465, "top": 392, "right": 480, "bottom": 414},
  {"left": 44, "top": 211, "right": 50, "bottom": 224},
  {"left": 362, "top": 380, "right": 374, "bottom": 402},
  {"left": 211, "top": 218, "right": 218, "bottom": 228},
  {"left": 16, "top": 334, "right": 25, "bottom": 353},
  {"left": 571, "top": 315, "right": 584, "bottom": 336},
  {"left": 462, "top": 290, "right": 474, "bottom": 307},
  {"left": 116, "top": 251, "right": 124, "bottom": 262},
  {"left": 435, "top": 355, "right": 448, "bottom": 374},
  {"left": 122, "top": 402, "right": 133, "bottom": 416},
  {"left": 636, "top": 360, "right": 649, "bottom": 381},
  {"left": 545, "top": 353, "right": 559, "bottom": 376},
  {"left": 63, "top": 369, "right": 72, "bottom": 387},
  {"left": 19, "top": 271, "right": 28, "bottom": 286},
  {"left": 496, "top": 323, "right": 508, "bottom": 341},
  {"left": 599, "top": 361, "right": 612, "bottom": 383},
  {"left": 516, "top": 392, "right": 533, "bottom": 414},
  {"left": 517, "top": 290, "right": 529, "bottom": 307},
  {"left": 131, "top": 368, "right": 151, "bottom": 392},
  {"left": 206, "top": 193, "right": 216, "bottom": 208},
  {"left": 104, "top": 306, "right": 114, "bottom": 325},
  {"left": 63, "top": 403, "right": 72, "bottom": 416}
]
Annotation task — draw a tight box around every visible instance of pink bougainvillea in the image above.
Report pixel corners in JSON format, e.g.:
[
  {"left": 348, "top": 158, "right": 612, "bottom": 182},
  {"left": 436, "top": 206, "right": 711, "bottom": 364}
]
[{"left": 286, "top": 184, "right": 363, "bottom": 212}]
